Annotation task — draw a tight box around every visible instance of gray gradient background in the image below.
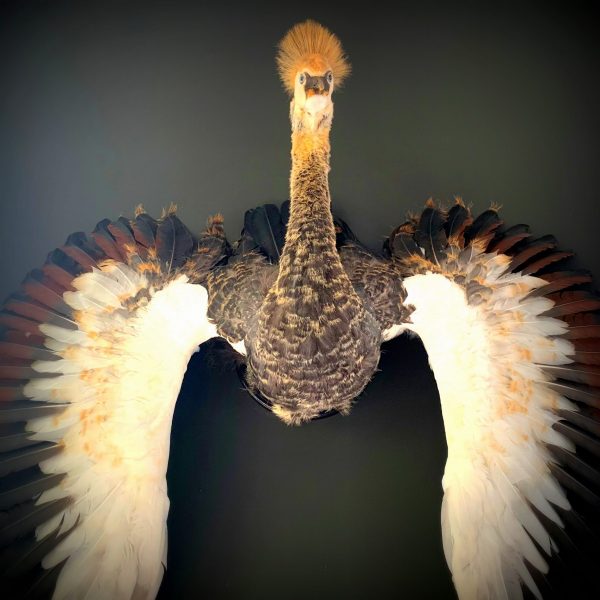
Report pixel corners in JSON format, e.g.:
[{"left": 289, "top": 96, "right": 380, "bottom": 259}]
[{"left": 0, "top": 1, "right": 598, "bottom": 598}]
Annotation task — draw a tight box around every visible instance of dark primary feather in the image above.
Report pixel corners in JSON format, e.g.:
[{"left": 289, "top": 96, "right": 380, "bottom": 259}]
[
  {"left": 463, "top": 208, "right": 502, "bottom": 244},
  {"left": 156, "top": 215, "right": 195, "bottom": 272},
  {"left": 232, "top": 230, "right": 260, "bottom": 257},
  {"left": 107, "top": 217, "right": 136, "bottom": 249},
  {"left": 21, "top": 271, "right": 72, "bottom": 317},
  {"left": 0, "top": 385, "right": 28, "bottom": 403},
  {"left": 0, "top": 402, "right": 66, "bottom": 425},
  {"left": 0, "top": 444, "right": 63, "bottom": 483},
  {"left": 543, "top": 364, "right": 600, "bottom": 387},
  {"left": 488, "top": 223, "right": 531, "bottom": 254},
  {"left": 528, "top": 270, "right": 593, "bottom": 296},
  {"left": 0, "top": 363, "right": 53, "bottom": 381},
  {"left": 550, "top": 462, "right": 600, "bottom": 508},
  {"left": 384, "top": 222, "right": 421, "bottom": 260},
  {"left": 548, "top": 445, "right": 600, "bottom": 489},
  {"left": 0, "top": 497, "right": 71, "bottom": 547},
  {"left": 2, "top": 297, "right": 76, "bottom": 338},
  {"left": 0, "top": 341, "right": 56, "bottom": 363},
  {"left": 572, "top": 339, "right": 600, "bottom": 365},
  {"left": 508, "top": 235, "right": 558, "bottom": 272},
  {"left": 444, "top": 202, "right": 471, "bottom": 241},
  {"left": 557, "top": 408, "right": 600, "bottom": 438},
  {"left": 0, "top": 314, "right": 41, "bottom": 337},
  {"left": 563, "top": 313, "right": 600, "bottom": 339},
  {"left": 60, "top": 232, "right": 104, "bottom": 269},
  {"left": 3, "top": 294, "right": 77, "bottom": 330},
  {"left": 546, "top": 381, "right": 599, "bottom": 408},
  {"left": 522, "top": 250, "right": 573, "bottom": 275},
  {"left": 91, "top": 219, "right": 125, "bottom": 262},
  {"left": 414, "top": 206, "right": 447, "bottom": 265},
  {"left": 243, "top": 203, "right": 286, "bottom": 261},
  {"left": 0, "top": 470, "right": 61, "bottom": 523},
  {"left": 528, "top": 505, "right": 600, "bottom": 600},
  {"left": 0, "top": 325, "right": 56, "bottom": 360},
  {"left": 42, "top": 248, "right": 84, "bottom": 290},
  {"left": 545, "top": 291, "right": 600, "bottom": 317},
  {"left": 0, "top": 423, "right": 43, "bottom": 453},
  {"left": 132, "top": 212, "right": 158, "bottom": 248},
  {"left": 0, "top": 526, "right": 73, "bottom": 595}
]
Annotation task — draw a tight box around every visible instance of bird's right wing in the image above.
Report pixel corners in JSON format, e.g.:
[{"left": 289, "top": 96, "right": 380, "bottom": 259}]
[
  {"left": 0, "top": 209, "right": 228, "bottom": 599},
  {"left": 382, "top": 202, "right": 600, "bottom": 599}
]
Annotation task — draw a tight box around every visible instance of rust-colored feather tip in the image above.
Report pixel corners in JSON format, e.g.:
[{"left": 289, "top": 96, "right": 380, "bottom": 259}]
[
  {"left": 206, "top": 213, "right": 225, "bottom": 237},
  {"left": 276, "top": 20, "right": 351, "bottom": 95},
  {"left": 160, "top": 202, "right": 178, "bottom": 219}
]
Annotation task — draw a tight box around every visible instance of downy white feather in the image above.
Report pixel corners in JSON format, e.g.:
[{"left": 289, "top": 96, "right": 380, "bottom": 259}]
[
  {"left": 23, "top": 264, "right": 218, "bottom": 600},
  {"left": 400, "top": 268, "right": 575, "bottom": 600}
]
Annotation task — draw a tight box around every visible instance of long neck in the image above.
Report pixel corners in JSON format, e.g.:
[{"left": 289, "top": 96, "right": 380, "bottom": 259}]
[
  {"left": 280, "top": 127, "right": 337, "bottom": 268},
  {"left": 248, "top": 108, "right": 380, "bottom": 424},
  {"left": 290, "top": 128, "right": 331, "bottom": 215}
]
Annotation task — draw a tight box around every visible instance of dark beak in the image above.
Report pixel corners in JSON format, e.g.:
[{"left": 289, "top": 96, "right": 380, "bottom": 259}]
[{"left": 304, "top": 75, "right": 330, "bottom": 97}]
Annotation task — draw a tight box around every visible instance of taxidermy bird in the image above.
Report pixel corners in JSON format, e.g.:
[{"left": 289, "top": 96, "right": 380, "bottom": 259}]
[{"left": 0, "top": 19, "right": 599, "bottom": 600}]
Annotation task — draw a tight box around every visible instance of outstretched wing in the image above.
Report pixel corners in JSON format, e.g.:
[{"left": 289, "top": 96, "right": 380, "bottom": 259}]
[
  {"left": 383, "top": 201, "right": 600, "bottom": 599},
  {"left": 0, "top": 209, "right": 228, "bottom": 598}
]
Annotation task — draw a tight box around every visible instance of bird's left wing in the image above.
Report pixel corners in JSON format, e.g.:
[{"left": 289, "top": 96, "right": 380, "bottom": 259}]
[
  {"left": 0, "top": 209, "right": 228, "bottom": 598},
  {"left": 377, "top": 202, "right": 600, "bottom": 599}
]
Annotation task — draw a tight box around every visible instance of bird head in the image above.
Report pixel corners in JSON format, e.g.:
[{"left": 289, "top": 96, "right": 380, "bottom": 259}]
[{"left": 276, "top": 20, "right": 350, "bottom": 132}]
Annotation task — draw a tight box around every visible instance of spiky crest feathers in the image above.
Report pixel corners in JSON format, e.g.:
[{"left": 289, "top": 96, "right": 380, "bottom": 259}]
[{"left": 276, "top": 20, "right": 351, "bottom": 95}]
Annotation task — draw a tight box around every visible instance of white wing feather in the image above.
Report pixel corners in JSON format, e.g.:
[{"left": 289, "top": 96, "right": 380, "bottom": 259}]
[
  {"left": 402, "top": 271, "right": 575, "bottom": 600},
  {"left": 23, "top": 263, "right": 217, "bottom": 599}
]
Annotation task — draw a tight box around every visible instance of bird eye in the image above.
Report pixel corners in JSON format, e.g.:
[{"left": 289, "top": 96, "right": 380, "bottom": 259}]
[
  {"left": 326, "top": 72, "right": 333, "bottom": 84},
  {"left": 299, "top": 73, "right": 306, "bottom": 85}
]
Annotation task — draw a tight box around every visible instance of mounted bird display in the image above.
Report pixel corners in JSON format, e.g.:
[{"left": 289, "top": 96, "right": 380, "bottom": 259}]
[{"left": 1, "top": 19, "right": 599, "bottom": 600}]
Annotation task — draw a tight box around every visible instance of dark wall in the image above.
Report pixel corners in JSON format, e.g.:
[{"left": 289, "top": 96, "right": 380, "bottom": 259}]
[
  {"left": 161, "top": 335, "right": 455, "bottom": 599},
  {"left": 0, "top": 1, "right": 598, "bottom": 302},
  {"left": 0, "top": 2, "right": 598, "bottom": 598}
]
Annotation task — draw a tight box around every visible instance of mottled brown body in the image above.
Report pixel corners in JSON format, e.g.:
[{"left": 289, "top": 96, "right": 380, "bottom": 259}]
[
  {"left": 207, "top": 254, "right": 277, "bottom": 342},
  {"left": 339, "top": 242, "right": 412, "bottom": 330},
  {"left": 244, "top": 130, "right": 380, "bottom": 424},
  {"left": 204, "top": 23, "right": 406, "bottom": 424}
]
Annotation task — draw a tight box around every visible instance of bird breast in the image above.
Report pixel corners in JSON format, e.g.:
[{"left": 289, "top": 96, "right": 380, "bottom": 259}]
[{"left": 244, "top": 243, "right": 381, "bottom": 425}]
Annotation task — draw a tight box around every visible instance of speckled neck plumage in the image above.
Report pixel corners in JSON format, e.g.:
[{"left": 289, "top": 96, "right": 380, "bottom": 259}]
[
  {"left": 245, "top": 123, "right": 381, "bottom": 424},
  {"left": 285, "top": 128, "right": 335, "bottom": 266}
]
